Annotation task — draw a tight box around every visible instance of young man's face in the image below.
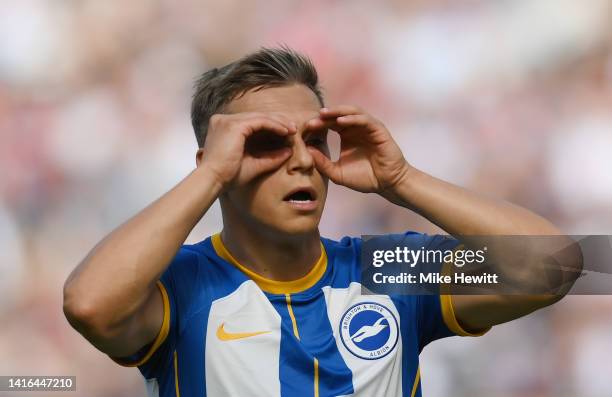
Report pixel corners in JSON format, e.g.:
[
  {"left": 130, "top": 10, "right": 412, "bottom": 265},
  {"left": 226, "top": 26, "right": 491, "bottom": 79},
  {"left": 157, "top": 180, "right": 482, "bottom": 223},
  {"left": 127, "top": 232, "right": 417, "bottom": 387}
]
[{"left": 222, "top": 84, "right": 330, "bottom": 236}]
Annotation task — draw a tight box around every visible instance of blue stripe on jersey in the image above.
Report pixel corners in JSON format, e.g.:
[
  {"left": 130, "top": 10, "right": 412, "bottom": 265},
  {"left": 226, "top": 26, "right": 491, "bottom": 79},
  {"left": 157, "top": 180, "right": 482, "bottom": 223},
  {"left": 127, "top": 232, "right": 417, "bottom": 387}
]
[
  {"left": 290, "top": 290, "right": 354, "bottom": 396},
  {"left": 391, "top": 295, "right": 421, "bottom": 397},
  {"left": 252, "top": 237, "right": 355, "bottom": 396},
  {"left": 163, "top": 239, "right": 256, "bottom": 397},
  {"left": 387, "top": 233, "right": 460, "bottom": 397},
  {"left": 270, "top": 295, "right": 317, "bottom": 396}
]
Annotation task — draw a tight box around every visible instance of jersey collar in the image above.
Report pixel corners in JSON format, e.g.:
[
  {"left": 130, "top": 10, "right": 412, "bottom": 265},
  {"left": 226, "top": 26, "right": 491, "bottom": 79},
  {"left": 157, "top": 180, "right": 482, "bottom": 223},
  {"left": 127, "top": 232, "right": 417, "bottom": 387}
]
[{"left": 211, "top": 232, "right": 327, "bottom": 295}]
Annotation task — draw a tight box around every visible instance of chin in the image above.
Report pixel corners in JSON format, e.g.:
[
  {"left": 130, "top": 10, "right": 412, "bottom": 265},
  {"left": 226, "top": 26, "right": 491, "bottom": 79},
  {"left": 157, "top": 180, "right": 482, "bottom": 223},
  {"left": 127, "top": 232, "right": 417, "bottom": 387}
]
[{"left": 269, "top": 217, "right": 321, "bottom": 236}]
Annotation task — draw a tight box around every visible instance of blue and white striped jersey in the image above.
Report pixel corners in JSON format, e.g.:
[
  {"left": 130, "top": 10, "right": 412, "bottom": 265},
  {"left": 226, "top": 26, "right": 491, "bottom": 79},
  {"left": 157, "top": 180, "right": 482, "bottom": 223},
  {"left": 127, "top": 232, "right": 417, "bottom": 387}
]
[{"left": 112, "top": 231, "right": 487, "bottom": 396}]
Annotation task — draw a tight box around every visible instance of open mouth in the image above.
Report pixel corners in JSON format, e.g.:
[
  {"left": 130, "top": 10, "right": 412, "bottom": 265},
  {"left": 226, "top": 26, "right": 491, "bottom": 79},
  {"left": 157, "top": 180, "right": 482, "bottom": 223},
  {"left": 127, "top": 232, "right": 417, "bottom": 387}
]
[
  {"left": 282, "top": 187, "right": 318, "bottom": 210},
  {"left": 284, "top": 189, "right": 315, "bottom": 202}
]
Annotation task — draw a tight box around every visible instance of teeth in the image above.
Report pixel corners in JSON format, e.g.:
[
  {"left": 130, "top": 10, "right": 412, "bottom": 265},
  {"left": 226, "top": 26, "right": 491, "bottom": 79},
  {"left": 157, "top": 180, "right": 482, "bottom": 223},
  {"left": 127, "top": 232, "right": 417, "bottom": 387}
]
[{"left": 289, "top": 199, "right": 312, "bottom": 203}]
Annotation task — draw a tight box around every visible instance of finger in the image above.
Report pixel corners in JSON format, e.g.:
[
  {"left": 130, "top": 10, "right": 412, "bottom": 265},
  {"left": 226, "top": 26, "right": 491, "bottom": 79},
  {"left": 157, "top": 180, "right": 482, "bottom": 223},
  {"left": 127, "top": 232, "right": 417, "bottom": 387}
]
[
  {"left": 304, "top": 115, "right": 370, "bottom": 136},
  {"left": 249, "top": 112, "right": 298, "bottom": 133},
  {"left": 308, "top": 147, "right": 343, "bottom": 184},
  {"left": 243, "top": 115, "right": 297, "bottom": 137},
  {"left": 336, "top": 114, "right": 378, "bottom": 131},
  {"left": 252, "top": 147, "right": 293, "bottom": 172},
  {"left": 262, "top": 114, "right": 298, "bottom": 133},
  {"left": 240, "top": 147, "right": 293, "bottom": 182},
  {"left": 304, "top": 118, "right": 351, "bottom": 137},
  {"left": 252, "top": 111, "right": 297, "bottom": 127},
  {"left": 304, "top": 116, "right": 337, "bottom": 131},
  {"left": 319, "top": 105, "right": 363, "bottom": 119}
]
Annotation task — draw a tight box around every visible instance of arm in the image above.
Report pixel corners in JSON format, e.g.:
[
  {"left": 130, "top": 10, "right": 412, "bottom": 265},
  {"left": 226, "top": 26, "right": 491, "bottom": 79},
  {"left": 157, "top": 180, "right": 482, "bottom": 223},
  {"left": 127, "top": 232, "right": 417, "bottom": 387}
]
[
  {"left": 378, "top": 166, "right": 579, "bottom": 331},
  {"left": 63, "top": 168, "right": 222, "bottom": 357},
  {"left": 63, "top": 113, "right": 296, "bottom": 357},
  {"left": 307, "top": 106, "right": 582, "bottom": 332}
]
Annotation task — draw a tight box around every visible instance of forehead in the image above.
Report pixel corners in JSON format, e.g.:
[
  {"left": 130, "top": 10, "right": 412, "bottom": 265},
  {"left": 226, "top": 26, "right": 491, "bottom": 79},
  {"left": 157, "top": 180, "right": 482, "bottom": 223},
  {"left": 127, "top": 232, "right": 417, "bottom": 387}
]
[{"left": 224, "top": 84, "right": 321, "bottom": 125}]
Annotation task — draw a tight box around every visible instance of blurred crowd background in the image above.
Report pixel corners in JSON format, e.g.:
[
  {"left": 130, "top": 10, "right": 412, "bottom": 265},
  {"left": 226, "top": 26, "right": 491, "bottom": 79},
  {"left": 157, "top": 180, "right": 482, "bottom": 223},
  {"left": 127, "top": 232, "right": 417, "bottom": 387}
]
[{"left": 1, "top": 0, "right": 612, "bottom": 396}]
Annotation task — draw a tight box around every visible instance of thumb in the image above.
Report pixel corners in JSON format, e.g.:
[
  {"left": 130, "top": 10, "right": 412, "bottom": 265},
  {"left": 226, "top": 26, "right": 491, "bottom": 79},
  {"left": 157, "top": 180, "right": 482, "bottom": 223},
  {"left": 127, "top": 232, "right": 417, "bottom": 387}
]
[
  {"left": 309, "top": 148, "right": 343, "bottom": 184},
  {"left": 254, "top": 147, "right": 293, "bottom": 172},
  {"left": 239, "top": 147, "right": 293, "bottom": 183}
]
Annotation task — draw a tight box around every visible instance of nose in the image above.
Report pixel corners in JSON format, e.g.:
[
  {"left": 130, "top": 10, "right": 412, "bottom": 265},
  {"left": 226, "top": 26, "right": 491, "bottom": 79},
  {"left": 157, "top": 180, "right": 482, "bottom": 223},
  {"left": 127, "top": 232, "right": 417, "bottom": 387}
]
[{"left": 286, "top": 135, "right": 314, "bottom": 174}]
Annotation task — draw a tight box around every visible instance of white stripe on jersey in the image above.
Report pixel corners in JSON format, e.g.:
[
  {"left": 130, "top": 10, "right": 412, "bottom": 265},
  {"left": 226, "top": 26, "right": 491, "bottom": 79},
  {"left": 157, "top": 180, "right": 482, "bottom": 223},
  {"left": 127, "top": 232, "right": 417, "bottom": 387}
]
[
  {"left": 323, "top": 282, "right": 404, "bottom": 397},
  {"left": 205, "top": 280, "right": 282, "bottom": 396}
]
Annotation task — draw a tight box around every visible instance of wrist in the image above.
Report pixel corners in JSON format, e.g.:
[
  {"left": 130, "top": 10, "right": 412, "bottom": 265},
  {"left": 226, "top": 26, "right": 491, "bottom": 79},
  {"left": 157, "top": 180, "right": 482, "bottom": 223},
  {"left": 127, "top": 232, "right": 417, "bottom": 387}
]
[
  {"left": 194, "top": 164, "right": 226, "bottom": 195},
  {"left": 380, "top": 163, "right": 420, "bottom": 206}
]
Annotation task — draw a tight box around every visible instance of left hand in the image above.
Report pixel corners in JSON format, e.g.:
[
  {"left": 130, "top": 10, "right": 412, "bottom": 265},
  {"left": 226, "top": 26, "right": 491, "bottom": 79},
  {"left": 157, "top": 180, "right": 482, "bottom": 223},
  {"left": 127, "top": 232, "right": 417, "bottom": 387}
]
[{"left": 305, "top": 105, "right": 411, "bottom": 194}]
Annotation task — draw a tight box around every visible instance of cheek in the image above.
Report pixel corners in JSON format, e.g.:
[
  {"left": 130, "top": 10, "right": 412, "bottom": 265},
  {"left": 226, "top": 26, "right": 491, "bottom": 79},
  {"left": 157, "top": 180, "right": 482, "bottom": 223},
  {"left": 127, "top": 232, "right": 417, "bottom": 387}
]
[
  {"left": 226, "top": 181, "right": 265, "bottom": 212},
  {"left": 227, "top": 187, "right": 277, "bottom": 223},
  {"left": 320, "top": 178, "right": 329, "bottom": 204},
  {"left": 242, "top": 175, "right": 282, "bottom": 211},
  {"left": 317, "top": 168, "right": 329, "bottom": 189}
]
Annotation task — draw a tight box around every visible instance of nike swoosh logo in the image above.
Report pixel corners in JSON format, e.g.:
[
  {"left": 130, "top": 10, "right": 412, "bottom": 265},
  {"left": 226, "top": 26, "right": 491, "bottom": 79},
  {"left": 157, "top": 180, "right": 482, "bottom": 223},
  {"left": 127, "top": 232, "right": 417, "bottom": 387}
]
[{"left": 216, "top": 322, "right": 271, "bottom": 341}]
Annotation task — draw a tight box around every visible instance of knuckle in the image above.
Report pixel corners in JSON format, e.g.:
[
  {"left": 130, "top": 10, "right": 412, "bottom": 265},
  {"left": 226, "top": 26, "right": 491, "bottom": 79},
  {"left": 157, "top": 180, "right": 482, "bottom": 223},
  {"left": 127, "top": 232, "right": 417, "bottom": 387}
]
[
  {"left": 244, "top": 113, "right": 269, "bottom": 125},
  {"left": 247, "top": 112, "right": 268, "bottom": 120}
]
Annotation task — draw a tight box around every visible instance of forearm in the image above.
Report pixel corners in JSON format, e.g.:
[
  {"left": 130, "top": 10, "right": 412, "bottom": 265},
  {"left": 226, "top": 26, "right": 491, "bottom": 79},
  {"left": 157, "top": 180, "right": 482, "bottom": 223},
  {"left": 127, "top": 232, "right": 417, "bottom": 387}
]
[
  {"left": 386, "top": 166, "right": 578, "bottom": 293},
  {"left": 64, "top": 166, "right": 222, "bottom": 331},
  {"left": 384, "top": 166, "right": 560, "bottom": 236},
  {"left": 385, "top": 166, "right": 581, "bottom": 327}
]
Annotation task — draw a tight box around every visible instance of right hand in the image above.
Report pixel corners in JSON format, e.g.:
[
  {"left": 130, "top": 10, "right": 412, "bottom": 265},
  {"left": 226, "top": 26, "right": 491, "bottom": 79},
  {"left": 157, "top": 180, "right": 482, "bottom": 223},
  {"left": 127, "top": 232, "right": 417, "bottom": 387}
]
[{"left": 197, "top": 112, "right": 297, "bottom": 190}]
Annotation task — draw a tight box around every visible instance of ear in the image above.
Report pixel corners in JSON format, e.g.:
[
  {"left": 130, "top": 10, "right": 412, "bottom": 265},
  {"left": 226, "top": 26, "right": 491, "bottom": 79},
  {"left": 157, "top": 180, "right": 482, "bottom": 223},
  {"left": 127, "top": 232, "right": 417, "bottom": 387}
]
[{"left": 196, "top": 148, "right": 205, "bottom": 167}]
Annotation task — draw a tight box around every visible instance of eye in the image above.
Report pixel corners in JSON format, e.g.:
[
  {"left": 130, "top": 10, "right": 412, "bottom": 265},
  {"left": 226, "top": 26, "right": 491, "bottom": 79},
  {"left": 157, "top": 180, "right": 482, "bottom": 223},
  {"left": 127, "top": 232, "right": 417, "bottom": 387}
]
[
  {"left": 306, "top": 135, "right": 327, "bottom": 147},
  {"left": 245, "top": 130, "right": 290, "bottom": 155}
]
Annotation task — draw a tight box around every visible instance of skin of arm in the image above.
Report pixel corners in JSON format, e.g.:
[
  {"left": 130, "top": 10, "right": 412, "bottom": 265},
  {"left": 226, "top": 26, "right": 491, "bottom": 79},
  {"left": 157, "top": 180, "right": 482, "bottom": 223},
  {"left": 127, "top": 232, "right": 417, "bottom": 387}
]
[
  {"left": 307, "top": 105, "right": 583, "bottom": 332},
  {"left": 63, "top": 113, "right": 297, "bottom": 357},
  {"left": 380, "top": 166, "right": 578, "bottom": 331}
]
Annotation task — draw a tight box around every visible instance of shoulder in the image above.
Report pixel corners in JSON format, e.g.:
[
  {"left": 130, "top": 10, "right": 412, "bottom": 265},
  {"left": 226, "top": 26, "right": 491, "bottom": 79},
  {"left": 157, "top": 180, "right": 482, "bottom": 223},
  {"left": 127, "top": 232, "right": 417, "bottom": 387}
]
[
  {"left": 321, "top": 235, "right": 364, "bottom": 266},
  {"left": 361, "top": 231, "right": 459, "bottom": 251},
  {"left": 321, "top": 231, "right": 431, "bottom": 260},
  {"left": 161, "top": 238, "right": 217, "bottom": 283},
  {"left": 325, "top": 231, "right": 453, "bottom": 249},
  {"left": 165, "top": 244, "right": 202, "bottom": 271}
]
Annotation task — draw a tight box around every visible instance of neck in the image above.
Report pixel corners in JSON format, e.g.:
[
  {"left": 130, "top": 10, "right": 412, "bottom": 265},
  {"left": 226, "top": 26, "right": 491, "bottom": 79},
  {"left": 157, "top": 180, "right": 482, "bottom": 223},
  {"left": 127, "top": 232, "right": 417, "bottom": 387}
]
[{"left": 220, "top": 217, "right": 322, "bottom": 282}]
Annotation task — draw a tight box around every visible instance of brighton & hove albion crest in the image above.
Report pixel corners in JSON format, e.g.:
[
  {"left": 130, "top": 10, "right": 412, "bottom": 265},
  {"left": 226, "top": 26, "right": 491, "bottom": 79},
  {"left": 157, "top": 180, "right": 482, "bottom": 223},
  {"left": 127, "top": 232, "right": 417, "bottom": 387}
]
[{"left": 339, "top": 302, "right": 399, "bottom": 360}]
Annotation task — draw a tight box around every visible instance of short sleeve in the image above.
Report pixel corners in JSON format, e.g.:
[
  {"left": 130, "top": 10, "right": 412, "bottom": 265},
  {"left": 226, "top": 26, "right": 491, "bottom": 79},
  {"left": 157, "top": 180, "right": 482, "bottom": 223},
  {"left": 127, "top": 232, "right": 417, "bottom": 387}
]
[
  {"left": 109, "top": 247, "right": 201, "bottom": 378},
  {"left": 407, "top": 233, "right": 490, "bottom": 350}
]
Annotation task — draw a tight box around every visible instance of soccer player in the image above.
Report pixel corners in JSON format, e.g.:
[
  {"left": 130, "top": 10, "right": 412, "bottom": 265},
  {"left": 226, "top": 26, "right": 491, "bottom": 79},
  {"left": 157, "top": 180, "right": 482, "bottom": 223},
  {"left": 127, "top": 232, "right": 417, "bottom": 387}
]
[{"left": 63, "top": 47, "right": 580, "bottom": 396}]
